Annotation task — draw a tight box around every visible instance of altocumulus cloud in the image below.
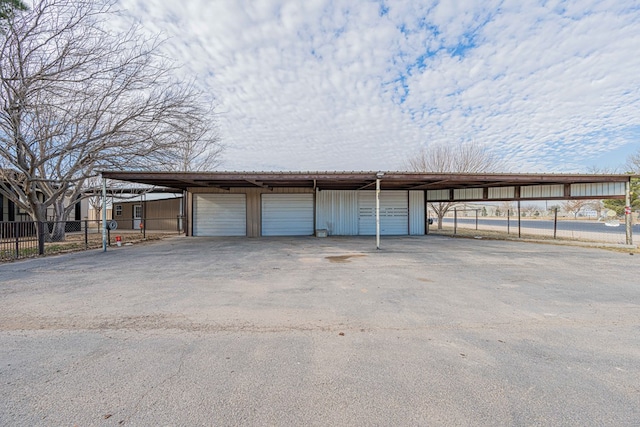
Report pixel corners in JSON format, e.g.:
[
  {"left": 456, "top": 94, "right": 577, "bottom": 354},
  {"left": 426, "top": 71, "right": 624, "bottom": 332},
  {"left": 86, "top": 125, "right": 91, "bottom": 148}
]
[{"left": 115, "top": 0, "right": 640, "bottom": 172}]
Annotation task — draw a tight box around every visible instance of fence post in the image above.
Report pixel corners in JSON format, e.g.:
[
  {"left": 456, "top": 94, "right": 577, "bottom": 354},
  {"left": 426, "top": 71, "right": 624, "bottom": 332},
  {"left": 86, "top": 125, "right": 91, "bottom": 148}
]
[
  {"left": 84, "top": 220, "right": 88, "bottom": 249},
  {"left": 14, "top": 222, "right": 19, "bottom": 259},
  {"left": 553, "top": 208, "right": 558, "bottom": 239},
  {"left": 475, "top": 209, "right": 479, "bottom": 230},
  {"left": 426, "top": 211, "right": 430, "bottom": 235},
  {"left": 454, "top": 208, "right": 457, "bottom": 235},
  {"left": 518, "top": 201, "right": 521, "bottom": 238},
  {"left": 38, "top": 222, "right": 45, "bottom": 255}
]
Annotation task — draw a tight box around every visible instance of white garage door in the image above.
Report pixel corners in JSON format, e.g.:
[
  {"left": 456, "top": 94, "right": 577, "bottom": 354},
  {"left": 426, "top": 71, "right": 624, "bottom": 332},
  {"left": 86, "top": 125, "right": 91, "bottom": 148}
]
[
  {"left": 262, "top": 194, "right": 314, "bottom": 236},
  {"left": 194, "top": 194, "right": 246, "bottom": 236},
  {"left": 358, "top": 191, "right": 408, "bottom": 235}
]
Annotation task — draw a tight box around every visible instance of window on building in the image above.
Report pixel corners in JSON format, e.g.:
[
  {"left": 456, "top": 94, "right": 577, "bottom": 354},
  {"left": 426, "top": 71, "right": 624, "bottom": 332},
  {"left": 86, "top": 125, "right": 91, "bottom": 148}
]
[{"left": 115, "top": 205, "right": 122, "bottom": 216}]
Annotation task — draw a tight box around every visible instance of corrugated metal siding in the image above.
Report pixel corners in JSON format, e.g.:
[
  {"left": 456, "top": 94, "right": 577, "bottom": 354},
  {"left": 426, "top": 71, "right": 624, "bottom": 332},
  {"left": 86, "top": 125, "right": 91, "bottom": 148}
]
[
  {"left": 261, "top": 194, "right": 314, "bottom": 236},
  {"left": 194, "top": 194, "right": 246, "bottom": 236},
  {"left": 521, "top": 184, "right": 564, "bottom": 198},
  {"left": 489, "top": 187, "right": 515, "bottom": 199},
  {"left": 426, "top": 189, "right": 450, "bottom": 201},
  {"left": 114, "top": 199, "right": 181, "bottom": 230},
  {"left": 113, "top": 203, "right": 133, "bottom": 229},
  {"left": 409, "top": 191, "right": 425, "bottom": 235},
  {"left": 315, "top": 190, "right": 358, "bottom": 235},
  {"left": 453, "top": 188, "right": 483, "bottom": 200},
  {"left": 145, "top": 198, "right": 181, "bottom": 231},
  {"left": 571, "top": 182, "right": 625, "bottom": 197},
  {"left": 188, "top": 187, "right": 314, "bottom": 194},
  {"left": 358, "top": 191, "right": 408, "bottom": 235}
]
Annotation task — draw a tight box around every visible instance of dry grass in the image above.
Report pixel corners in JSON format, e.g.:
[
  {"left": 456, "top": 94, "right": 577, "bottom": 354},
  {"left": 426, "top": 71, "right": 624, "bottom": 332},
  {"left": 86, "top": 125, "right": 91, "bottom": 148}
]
[
  {"left": 1, "top": 231, "right": 181, "bottom": 262},
  {"left": 429, "top": 226, "right": 640, "bottom": 254}
]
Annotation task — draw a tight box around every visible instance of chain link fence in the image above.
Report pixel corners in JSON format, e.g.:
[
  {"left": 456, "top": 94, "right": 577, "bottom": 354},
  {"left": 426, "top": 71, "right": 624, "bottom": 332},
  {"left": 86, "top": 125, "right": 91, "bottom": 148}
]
[{"left": 428, "top": 204, "right": 636, "bottom": 245}]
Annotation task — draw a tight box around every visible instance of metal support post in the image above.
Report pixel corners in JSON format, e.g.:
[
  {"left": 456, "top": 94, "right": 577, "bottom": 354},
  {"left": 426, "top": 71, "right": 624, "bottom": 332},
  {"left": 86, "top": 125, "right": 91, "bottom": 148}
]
[
  {"left": 454, "top": 208, "right": 457, "bottom": 235},
  {"left": 518, "top": 201, "right": 521, "bottom": 238},
  {"left": 625, "top": 179, "right": 633, "bottom": 245},
  {"left": 102, "top": 174, "right": 107, "bottom": 252},
  {"left": 376, "top": 177, "right": 381, "bottom": 249}
]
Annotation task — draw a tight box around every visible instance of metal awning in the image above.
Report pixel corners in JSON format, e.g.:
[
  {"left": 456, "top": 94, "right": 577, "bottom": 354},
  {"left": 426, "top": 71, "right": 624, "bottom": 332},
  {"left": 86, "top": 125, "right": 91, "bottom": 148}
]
[{"left": 100, "top": 170, "right": 632, "bottom": 196}]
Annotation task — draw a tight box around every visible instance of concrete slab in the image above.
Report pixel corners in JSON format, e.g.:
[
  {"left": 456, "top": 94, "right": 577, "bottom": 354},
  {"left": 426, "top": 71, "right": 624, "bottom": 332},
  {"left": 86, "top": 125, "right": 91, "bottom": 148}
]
[{"left": 1, "top": 236, "right": 639, "bottom": 426}]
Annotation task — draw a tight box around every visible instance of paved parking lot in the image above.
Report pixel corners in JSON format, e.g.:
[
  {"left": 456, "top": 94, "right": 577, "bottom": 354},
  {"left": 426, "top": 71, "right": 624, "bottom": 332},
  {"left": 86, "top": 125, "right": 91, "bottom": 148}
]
[{"left": 1, "top": 235, "right": 639, "bottom": 426}]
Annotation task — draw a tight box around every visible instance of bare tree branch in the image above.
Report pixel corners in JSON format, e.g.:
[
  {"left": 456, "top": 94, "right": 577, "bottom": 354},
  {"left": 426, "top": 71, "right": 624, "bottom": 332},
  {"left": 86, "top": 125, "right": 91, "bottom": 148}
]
[
  {"left": 625, "top": 148, "right": 640, "bottom": 174},
  {"left": 0, "top": 0, "right": 223, "bottom": 241},
  {"left": 405, "top": 141, "right": 504, "bottom": 229}
]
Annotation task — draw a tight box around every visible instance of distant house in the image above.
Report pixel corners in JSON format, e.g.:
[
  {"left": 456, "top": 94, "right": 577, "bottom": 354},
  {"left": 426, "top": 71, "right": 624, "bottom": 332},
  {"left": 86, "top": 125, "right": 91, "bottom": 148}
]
[
  {"left": 111, "top": 196, "right": 183, "bottom": 231},
  {"left": 1, "top": 192, "right": 85, "bottom": 222},
  {"left": 1, "top": 193, "right": 17, "bottom": 222}
]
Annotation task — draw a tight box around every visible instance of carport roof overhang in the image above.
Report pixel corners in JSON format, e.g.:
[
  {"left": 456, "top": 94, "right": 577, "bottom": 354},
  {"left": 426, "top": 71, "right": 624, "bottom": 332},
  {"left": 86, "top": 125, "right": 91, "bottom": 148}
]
[{"left": 100, "top": 171, "right": 633, "bottom": 201}]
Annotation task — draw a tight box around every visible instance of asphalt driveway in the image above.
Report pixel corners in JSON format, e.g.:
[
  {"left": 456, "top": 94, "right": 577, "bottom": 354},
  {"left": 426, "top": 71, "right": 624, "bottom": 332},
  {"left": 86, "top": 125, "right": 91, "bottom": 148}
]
[{"left": 1, "top": 235, "right": 639, "bottom": 426}]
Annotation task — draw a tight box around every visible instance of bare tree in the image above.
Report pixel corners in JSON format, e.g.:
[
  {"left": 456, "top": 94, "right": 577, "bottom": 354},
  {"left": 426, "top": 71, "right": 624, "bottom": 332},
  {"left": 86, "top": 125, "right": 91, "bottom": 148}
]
[
  {"left": 500, "top": 201, "right": 515, "bottom": 217},
  {"left": 585, "top": 165, "right": 620, "bottom": 174},
  {"left": 169, "top": 121, "right": 223, "bottom": 172},
  {"left": 521, "top": 204, "right": 539, "bottom": 217},
  {"left": 562, "top": 200, "right": 588, "bottom": 219},
  {"left": 406, "top": 141, "right": 504, "bottom": 229},
  {"left": 625, "top": 148, "right": 640, "bottom": 173},
  {"left": 0, "top": 0, "right": 222, "bottom": 241}
]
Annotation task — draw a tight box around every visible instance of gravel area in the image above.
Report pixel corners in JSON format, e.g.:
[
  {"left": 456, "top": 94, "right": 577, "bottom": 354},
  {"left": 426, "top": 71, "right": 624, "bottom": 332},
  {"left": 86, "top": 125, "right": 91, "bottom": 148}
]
[{"left": 1, "top": 235, "right": 639, "bottom": 426}]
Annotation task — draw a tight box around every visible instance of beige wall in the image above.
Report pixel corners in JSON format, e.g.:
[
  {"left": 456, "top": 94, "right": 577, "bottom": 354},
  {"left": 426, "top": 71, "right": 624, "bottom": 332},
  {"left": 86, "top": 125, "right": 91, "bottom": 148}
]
[
  {"left": 114, "top": 198, "right": 181, "bottom": 231},
  {"left": 188, "top": 187, "right": 314, "bottom": 237}
]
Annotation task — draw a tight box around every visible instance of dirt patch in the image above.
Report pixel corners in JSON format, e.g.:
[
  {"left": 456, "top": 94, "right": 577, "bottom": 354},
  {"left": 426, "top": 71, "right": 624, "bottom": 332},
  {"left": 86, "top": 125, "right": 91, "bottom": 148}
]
[{"left": 325, "top": 254, "right": 367, "bottom": 263}]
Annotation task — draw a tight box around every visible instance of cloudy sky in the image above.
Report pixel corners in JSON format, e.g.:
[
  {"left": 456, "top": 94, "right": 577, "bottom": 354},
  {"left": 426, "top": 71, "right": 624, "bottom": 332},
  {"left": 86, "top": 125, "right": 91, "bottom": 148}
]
[{"left": 116, "top": 0, "right": 640, "bottom": 172}]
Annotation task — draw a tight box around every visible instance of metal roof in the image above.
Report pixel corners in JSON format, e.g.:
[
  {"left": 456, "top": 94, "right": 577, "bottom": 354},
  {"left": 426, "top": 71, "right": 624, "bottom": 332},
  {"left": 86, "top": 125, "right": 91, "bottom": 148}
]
[{"left": 100, "top": 171, "right": 632, "bottom": 193}]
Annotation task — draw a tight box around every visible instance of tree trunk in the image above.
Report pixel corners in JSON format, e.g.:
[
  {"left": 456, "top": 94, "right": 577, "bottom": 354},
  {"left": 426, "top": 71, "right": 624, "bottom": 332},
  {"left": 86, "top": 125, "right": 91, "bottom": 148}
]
[
  {"left": 49, "top": 199, "right": 67, "bottom": 242},
  {"left": 437, "top": 215, "right": 444, "bottom": 230},
  {"left": 32, "top": 199, "right": 67, "bottom": 242},
  {"left": 32, "top": 202, "right": 50, "bottom": 243}
]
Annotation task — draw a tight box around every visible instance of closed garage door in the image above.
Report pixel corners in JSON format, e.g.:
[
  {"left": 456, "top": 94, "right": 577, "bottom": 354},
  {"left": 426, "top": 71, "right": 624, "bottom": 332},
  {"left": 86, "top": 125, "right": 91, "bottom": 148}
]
[
  {"left": 358, "top": 191, "right": 408, "bottom": 235},
  {"left": 194, "top": 194, "right": 246, "bottom": 236},
  {"left": 262, "top": 194, "right": 314, "bottom": 236}
]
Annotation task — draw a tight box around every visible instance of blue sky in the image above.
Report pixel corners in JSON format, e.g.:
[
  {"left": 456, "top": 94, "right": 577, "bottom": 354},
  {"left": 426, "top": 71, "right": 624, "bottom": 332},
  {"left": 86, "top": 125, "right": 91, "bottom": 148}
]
[{"left": 116, "top": 0, "right": 640, "bottom": 172}]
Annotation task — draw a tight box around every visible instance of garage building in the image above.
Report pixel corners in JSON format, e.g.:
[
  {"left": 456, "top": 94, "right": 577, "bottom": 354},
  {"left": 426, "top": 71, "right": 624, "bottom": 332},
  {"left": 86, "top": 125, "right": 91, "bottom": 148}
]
[{"left": 101, "top": 171, "right": 633, "bottom": 240}]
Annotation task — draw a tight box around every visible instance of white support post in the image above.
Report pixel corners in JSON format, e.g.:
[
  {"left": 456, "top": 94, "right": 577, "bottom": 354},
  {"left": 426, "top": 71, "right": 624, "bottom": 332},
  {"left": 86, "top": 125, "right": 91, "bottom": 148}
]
[
  {"left": 625, "top": 179, "right": 632, "bottom": 246},
  {"left": 102, "top": 174, "right": 107, "bottom": 252},
  {"left": 376, "top": 177, "right": 381, "bottom": 250}
]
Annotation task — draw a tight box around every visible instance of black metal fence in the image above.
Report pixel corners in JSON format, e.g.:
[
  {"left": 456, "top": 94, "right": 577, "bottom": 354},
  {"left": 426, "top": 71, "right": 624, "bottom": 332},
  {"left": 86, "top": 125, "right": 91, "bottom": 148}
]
[{"left": 1, "top": 217, "right": 184, "bottom": 262}]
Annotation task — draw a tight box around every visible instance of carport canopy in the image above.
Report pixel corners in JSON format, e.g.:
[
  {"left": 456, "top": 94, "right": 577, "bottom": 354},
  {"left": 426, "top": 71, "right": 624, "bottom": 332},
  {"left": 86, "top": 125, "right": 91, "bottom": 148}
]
[{"left": 100, "top": 171, "right": 633, "bottom": 202}]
